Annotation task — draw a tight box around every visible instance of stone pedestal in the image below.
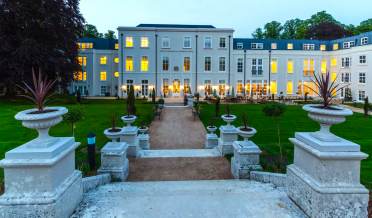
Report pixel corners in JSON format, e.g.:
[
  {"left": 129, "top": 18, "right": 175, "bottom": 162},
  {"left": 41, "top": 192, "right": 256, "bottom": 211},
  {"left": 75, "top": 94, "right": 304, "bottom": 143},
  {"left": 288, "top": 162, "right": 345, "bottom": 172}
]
[
  {"left": 0, "top": 137, "right": 83, "bottom": 218},
  {"left": 98, "top": 142, "right": 129, "bottom": 181},
  {"left": 231, "top": 140, "right": 262, "bottom": 179},
  {"left": 218, "top": 125, "right": 238, "bottom": 155},
  {"left": 138, "top": 134, "right": 150, "bottom": 150},
  {"left": 120, "top": 126, "right": 139, "bottom": 157},
  {"left": 205, "top": 133, "right": 219, "bottom": 149},
  {"left": 287, "top": 132, "right": 369, "bottom": 218}
]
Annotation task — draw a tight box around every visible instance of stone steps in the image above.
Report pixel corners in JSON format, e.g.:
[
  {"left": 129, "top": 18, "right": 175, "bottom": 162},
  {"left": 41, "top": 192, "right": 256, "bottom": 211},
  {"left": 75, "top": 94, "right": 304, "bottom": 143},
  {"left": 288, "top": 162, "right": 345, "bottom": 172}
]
[
  {"left": 138, "top": 148, "right": 221, "bottom": 158},
  {"left": 72, "top": 180, "right": 306, "bottom": 218}
]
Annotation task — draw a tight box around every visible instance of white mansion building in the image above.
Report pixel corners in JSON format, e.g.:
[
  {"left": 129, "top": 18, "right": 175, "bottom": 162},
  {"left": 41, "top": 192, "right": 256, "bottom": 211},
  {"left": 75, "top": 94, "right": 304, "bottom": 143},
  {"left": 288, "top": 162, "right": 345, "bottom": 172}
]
[{"left": 72, "top": 24, "right": 372, "bottom": 102}]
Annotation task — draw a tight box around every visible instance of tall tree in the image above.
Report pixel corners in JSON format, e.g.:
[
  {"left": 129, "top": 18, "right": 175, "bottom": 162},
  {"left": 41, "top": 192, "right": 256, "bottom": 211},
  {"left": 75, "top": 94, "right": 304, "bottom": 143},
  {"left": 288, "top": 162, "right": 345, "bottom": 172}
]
[
  {"left": 355, "top": 19, "right": 372, "bottom": 34},
  {"left": 82, "top": 24, "right": 102, "bottom": 38},
  {"left": 308, "top": 11, "right": 339, "bottom": 26},
  {"left": 0, "top": 0, "right": 85, "bottom": 95},
  {"left": 252, "top": 28, "right": 264, "bottom": 39},
  {"left": 263, "top": 21, "right": 283, "bottom": 39},
  {"left": 104, "top": 30, "right": 117, "bottom": 40},
  {"left": 281, "top": 19, "right": 306, "bottom": 39},
  {"left": 306, "top": 21, "right": 352, "bottom": 40}
]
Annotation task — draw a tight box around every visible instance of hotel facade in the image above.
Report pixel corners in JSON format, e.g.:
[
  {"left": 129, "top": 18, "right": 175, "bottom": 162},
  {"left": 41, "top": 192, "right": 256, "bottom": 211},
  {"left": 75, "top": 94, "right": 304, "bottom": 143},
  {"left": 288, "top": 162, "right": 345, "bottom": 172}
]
[{"left": 72, "top": 24, "right": 372, "bottom": 102}]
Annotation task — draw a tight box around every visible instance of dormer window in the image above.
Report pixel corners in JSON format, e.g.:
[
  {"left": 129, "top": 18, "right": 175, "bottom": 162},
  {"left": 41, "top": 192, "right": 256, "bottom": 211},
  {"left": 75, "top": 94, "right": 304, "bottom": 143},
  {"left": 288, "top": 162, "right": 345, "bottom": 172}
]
[
  {"left": 251, "top": 43, "right": 263, "bottom": 49},
  {"left": 271, "top": 43, "right": 277, "bottom": 50},
  {"left": 303, "top": 44, "right": 315, "bottom": 50},
  {"left": 237, "top": 43, "right": 243, "bottom": 49},
  {"left": 343, "top": 41, "right": 355, "bottom": 49},
  {"left": 287, "top": 43, "right": 293, "bottom": 50}
]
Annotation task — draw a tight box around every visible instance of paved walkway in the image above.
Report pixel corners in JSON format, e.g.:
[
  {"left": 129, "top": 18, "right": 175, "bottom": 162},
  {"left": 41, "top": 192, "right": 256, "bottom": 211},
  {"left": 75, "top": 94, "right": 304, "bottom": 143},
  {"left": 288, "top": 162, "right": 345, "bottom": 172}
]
[
  {"left": 150, "top": 107, "right": 206, "bottom": 149},
  {"left": 342, "top": 104, "right": 372, "bottom": 115},
  {"left": 72, "top": 180, "right": 306, "bottom": 218}
]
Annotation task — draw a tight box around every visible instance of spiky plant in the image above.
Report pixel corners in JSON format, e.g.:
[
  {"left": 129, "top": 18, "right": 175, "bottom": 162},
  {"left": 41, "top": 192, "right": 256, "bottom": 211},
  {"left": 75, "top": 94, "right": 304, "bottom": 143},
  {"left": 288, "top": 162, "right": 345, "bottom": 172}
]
[
  {"left": 225, "top": 104, "right": 231, "bottom": 116},
  {"left": 242, "top": 113, "right": 249, "bottom": 129},
  {"left": 306, "top": 71, "right": 344, "bottom": 108},
  {"left": 17, "top": 68, "right": 56, "bottom": 112},
  {"left": 111, "top": 114, "right": 117, "bottom": 131}
]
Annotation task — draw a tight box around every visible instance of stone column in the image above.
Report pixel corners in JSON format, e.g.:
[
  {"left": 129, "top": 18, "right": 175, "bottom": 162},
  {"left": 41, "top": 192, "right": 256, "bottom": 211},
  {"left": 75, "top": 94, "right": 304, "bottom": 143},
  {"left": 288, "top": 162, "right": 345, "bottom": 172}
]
[
  {"left": 98, "top": 142, "right": 129, "bottom": 181},
  {"left": 0, "top": 137, "right": 83, "bottom": 218},
  {"left": 231, "top": 140, "right": 262, "bottom": 179},
  {"left": 120, "top": 126, "right": 139, "bottom": 157},
  {"left": 218, "top": 125, "right": 238, "bottom": 155},
  {"left": 287, "top": 132, "right": 369, "bottom": 217}
]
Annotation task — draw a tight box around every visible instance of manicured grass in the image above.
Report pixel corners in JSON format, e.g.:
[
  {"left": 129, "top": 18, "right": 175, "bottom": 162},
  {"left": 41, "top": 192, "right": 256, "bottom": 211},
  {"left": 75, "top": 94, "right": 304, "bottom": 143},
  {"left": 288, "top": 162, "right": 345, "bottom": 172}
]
[
  {"left": 0, "top": 97, "right": 154, "bottom": 188},
  {"left": 199, "top": 103, "right": 372, "bottom": 190}
]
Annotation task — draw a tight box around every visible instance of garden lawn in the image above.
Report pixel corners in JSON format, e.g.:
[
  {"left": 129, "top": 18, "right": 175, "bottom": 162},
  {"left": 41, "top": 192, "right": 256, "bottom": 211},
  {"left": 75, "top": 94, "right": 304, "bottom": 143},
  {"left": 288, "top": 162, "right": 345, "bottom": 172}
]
[
  {"left": 199, "top": 103, "right": 372, "bottom": 190},
  {"left": 0, "top": 97, "right": 154, "bottom": 189}
]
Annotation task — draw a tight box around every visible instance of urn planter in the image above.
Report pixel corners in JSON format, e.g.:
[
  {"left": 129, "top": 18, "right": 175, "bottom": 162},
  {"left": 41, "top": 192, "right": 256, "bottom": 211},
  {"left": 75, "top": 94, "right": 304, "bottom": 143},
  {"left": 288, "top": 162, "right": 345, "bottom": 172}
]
[
  {"left": 104, "top": 127, "right": 123, "bottom": 142},
  {"left": 138, "top": 126, "right": 149, "bottom": 135},
  {"left": 14, "top": 106, "right": 68, "bottom": 148},
  {"left": 221, "top": 114, "right": 237, "bottom": 127},
  {"left": 121, "top": 115, "right": 137, "bottom": 127},
  {"left": 237, "top": 127, "right": 257, "bottom": 146},
  {"left": 206, "top": 125, "right": 217, "bottom": 134},
  {"left": 302, "top": 104, "right": 352, "bottom": 142}
]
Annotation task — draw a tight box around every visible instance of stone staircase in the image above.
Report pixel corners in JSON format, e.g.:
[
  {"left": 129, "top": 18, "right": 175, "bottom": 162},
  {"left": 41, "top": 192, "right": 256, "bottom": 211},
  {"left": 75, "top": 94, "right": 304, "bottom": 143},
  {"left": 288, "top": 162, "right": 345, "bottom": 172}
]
[{"left": 72, "top": 180, "right": 306, "bottom": 218}]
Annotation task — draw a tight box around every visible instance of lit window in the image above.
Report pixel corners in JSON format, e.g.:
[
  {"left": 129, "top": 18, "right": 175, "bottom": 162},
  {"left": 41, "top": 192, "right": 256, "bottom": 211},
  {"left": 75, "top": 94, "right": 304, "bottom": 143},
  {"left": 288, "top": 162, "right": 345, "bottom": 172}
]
[
  {"left": 204, "top": 37, "right": 212, "bottom": 49},
  {"left": 321, "top": 59, "right": 327, "bottom": 74},
  {"left": 331, "top": 72, "right": 337, "bottom": 82},
  {"left": 141, "top": 56, "right": 149, "bottom": 72},
  {"left": 126, "top": 56, "right": 133, "bottom": 71},
  {"left": 287, "top": 59, "right": 294, "bottom": 74},
  {"left": 271, "top": 59, "right": 278, "bottom": 73},
  {"left": 333, "top": 43, "right": 339, "bottom": 50},
  {"left": 100, "top": 72, "right": 107, "bottom": 81},
  {"left": 162, "top": 56, "right": 169, "bottom": 71},
  {"left": 320, "top": 44, "right": 326, "bottom": 51},
  {"left": 270, "top": 81, "right": 277, "bottom": 94},
  {"left": 141, "top": 37, "right": 149, "bottom": 48},
  {"left": 162, "top": 37, "right": 170, "bottom": 48},
  {"left": 78, "top": 43, "right": 93, "bottom": 49},
  {"left": 77, "top": 56, "right": 87, "bottom": 66},
  {"left": 287, "top": 81, "right": 293, "bottom": 95},
  {"left": 184, "top": 37, "right": 191, "bottom": 48},
  {"left": 114, "top": 72, "right": 119, "bottom": 78},
  {"left": 287, "top": 43, "right": 293, "bottom": 50},
  {"left": 115, "top": 43, "right": 119, "bottom": 49},
  {"left": 74, "top": 71, "right": 85, "bottom": 81},
  {"left": 125, "top": 37, "right": 133, "bottom": 47},
  {"left": 219, "top": 57, "right": 226, "bottom": 71},
  {"left": 100, "top": 56, "right": 107, "bottom": 65},
  {"left": 303, "top": 59, "right": 314, "bottom": 76},
  {"left": 184, "top": 57, "right": 190, "bottom": 72},
  {"left": 271, "top": 43, "right": 277, "bottom": 50},
  {"left": 114, "top": 57, "right": 119, "bottom": 64},
  {"left": 205, "top": 57, "right": 211, "bottom": 71},
  {"left": 83, "top": 72, "right": 87, "bottom": 81},
  {"left": 331, "top": 58, "right": 337, "bottom": 67}
]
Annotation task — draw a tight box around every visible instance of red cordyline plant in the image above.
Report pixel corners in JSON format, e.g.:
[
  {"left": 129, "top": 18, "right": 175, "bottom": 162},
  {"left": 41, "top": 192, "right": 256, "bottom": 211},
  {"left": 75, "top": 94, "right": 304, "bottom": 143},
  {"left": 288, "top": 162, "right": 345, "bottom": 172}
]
[
  {"left": 306, "top": 71, "right": 345, "bottom": 108},
  {"left": 17, "top": 68, "right": 56, "bottom": 112}
]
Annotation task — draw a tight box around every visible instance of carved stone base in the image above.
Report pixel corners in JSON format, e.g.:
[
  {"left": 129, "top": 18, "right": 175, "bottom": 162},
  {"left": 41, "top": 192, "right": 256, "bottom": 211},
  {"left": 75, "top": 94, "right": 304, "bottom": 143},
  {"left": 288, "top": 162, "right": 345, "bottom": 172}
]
[
  {"left": 98, "top": 142, "right": 129, "bottom": 181},
  {"left": 231, "top": 141, "right": 262, "bottom": 179},
  {"left": 205, "top": 133, "right": 218, "bottom": 149},
  {"left": 138, "top": 134, "right": 150, "bottom": 150},
  {"left": 218, "top": 125, "right": 238, "bottom": 155},
  {"left": 120, "top": 126, "right": 139, "bottom": 157}
]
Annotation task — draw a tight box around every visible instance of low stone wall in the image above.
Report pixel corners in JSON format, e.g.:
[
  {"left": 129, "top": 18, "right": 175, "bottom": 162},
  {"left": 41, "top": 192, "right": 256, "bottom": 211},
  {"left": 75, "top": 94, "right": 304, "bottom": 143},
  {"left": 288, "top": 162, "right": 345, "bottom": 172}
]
[
  {"left": 82, "top": 174, "right": 111, "bottom": 193},
  {"left": 250, "top": 171, "right": 286, "bottom": 187}
]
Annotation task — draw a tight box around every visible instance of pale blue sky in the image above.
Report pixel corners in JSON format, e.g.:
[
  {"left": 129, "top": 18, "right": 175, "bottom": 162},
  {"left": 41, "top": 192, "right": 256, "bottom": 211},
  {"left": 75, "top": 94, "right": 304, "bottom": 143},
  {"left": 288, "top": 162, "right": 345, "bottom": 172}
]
[{"left": 80, "top": 0, "right": 372, "bottom": 37}]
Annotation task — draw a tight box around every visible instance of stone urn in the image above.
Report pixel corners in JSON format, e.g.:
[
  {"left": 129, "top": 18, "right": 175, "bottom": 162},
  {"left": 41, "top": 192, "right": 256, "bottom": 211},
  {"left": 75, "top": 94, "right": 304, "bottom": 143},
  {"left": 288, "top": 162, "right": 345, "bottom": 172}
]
[
  {"left": 303, "top": 104, "right": 353, "bottom": 142},
  {"left": 206, "top": 125, "right": 217, "bottom": 134},
  {"left": 237, "top": 126, "right": 257, "bottom": 146},
  {"left": 14, "top": 106, "right": 68, "bottom": 148},
  {"left": 138, "top": 126, "right": 149, "bottom": 135},
  {"left": 121, "top": 115, "right": 137, "bottom": 127},
  {"left": 104, "top": 127, "right": 123, "bottom": 142},
  {"left": 221, "top": 114, "right": 237, "bottom": 127}
]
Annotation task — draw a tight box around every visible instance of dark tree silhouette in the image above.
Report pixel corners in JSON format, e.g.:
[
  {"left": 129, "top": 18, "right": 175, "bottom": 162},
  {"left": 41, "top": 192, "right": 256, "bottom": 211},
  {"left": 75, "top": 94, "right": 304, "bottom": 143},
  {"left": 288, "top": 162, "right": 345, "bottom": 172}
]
[
  {"left": 0, "top": 0, "right": 85, "bottom": 95},
  {"left": 306, "top": 22, "right": 352, "bottom": 40}
]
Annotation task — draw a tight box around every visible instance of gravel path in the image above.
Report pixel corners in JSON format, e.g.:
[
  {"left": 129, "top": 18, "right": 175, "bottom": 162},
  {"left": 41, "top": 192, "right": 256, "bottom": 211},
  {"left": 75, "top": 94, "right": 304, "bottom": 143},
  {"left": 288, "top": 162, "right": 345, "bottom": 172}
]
[{"left": 150, "top": 107, "right": 206, "bottom": 149}]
